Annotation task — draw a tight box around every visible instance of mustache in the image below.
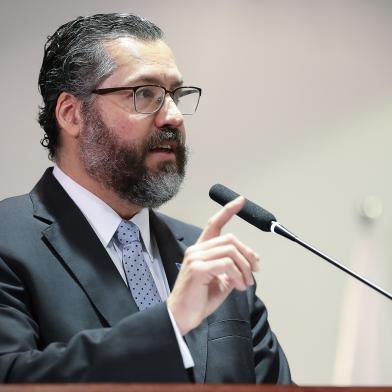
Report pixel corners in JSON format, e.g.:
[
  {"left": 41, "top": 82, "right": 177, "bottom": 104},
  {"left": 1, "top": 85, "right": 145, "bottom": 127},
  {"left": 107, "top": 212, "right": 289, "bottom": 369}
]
[{"left": 147, "top": 128, "right": 184, "bottom": 149}]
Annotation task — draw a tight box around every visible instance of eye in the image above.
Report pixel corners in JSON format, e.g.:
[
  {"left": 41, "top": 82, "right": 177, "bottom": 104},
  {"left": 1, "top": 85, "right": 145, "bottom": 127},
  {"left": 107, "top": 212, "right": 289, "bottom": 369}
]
[
  {"left": 134, "top": 86, "right": 164, "bottom": 113},
  {"left": 136, "top": 86, "right": 155, "bottom": 100}
]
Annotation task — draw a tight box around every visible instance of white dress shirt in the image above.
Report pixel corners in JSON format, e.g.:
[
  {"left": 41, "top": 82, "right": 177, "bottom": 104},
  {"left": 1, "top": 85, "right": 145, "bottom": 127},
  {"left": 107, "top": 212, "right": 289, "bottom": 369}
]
[{"left": 52, "top": 166, "right": 194, "bottom": 368}]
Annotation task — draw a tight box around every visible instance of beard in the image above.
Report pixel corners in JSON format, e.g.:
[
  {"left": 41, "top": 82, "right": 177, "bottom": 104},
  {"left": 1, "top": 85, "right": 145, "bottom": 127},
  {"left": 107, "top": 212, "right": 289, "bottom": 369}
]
[{"left": 79, "top": 102, "right": 188, "bottom": 208}]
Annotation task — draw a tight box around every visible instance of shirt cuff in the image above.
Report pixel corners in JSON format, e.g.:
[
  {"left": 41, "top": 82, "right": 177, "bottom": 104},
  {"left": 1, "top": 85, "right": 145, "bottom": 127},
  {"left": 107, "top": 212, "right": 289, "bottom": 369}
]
[{"left": 167, "top": 307, "right": 195, "bottom": 369}]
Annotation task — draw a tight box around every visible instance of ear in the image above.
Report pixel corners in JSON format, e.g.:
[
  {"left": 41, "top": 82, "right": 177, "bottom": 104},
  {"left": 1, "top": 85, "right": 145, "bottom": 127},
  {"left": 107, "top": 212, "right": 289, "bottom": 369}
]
[{"left": 55, "top": 92, "right": 83, "bottom": 138}]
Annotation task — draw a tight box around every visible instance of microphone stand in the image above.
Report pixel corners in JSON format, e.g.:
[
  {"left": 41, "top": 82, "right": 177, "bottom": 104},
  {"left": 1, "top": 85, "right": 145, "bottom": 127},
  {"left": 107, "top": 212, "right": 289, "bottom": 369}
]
[{"left": 271, "top": 221, "right": 392, "bottom": 301}]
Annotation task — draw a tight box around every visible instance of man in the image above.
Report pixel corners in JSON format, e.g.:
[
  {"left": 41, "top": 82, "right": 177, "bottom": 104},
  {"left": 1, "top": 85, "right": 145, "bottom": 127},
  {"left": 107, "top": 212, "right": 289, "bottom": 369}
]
[{"left": 0, "top": 13, "right": 291, "bottom": 383}]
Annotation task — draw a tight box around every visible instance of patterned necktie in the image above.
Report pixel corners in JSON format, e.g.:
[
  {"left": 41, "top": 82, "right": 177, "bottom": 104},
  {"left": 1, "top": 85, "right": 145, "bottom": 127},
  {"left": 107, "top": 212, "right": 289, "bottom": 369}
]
[{"left": 115, "top": 220, "right": 161, "bottom": 310}]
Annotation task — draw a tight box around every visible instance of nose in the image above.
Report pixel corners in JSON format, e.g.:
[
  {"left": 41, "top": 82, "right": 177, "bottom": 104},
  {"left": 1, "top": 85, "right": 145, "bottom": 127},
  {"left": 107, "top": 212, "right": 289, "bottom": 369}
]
[{"left": 153, "top": 95, "right": 184, "bottom": 129}]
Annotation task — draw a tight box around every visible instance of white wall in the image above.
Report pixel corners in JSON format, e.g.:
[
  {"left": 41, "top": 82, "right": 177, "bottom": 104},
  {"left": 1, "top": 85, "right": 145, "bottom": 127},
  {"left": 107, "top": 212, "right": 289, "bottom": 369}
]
[{"left": 1, "top": 0, "right": 392, "bottom": 385}]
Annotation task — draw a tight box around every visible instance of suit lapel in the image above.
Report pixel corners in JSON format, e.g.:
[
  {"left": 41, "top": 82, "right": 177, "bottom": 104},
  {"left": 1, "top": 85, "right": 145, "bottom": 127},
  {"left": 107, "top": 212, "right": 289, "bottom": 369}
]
[
  {"left": 150, "top": 211, "right": 208, "bottom": 383},
  {"left": 149, "top": 211, "right": 183, "bottom": 290},
  {"left": 31, "top": 169, "right": 209, "bottom": 381},
  {"left": 31, "top": 169, "right": 138, "bottom": 327}
]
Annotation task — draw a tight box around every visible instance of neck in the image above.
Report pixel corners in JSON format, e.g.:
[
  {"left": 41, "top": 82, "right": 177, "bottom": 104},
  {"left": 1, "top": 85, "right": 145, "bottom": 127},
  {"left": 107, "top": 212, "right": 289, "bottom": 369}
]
[{"left": 56, "top": 158, "right": 142, "bottom": 220}]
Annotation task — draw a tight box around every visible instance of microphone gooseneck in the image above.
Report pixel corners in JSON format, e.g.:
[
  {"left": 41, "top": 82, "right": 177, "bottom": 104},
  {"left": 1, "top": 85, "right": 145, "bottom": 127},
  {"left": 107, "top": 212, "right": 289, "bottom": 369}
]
[{"left": 209, "top": 183, "right": 392, "bottom": 301}]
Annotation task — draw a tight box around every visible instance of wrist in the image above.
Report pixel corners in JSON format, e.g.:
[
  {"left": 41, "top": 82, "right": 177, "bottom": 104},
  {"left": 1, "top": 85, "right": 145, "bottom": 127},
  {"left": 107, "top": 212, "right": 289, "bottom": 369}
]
[{"left": 167, "top": 296, "right": 192, "bottom": 335}]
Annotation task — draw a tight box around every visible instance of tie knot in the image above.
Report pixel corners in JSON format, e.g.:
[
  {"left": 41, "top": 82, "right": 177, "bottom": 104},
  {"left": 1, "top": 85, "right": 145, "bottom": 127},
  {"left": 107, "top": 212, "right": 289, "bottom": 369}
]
[{"left": 115, "top": 220, "right": 140, "bottom": 246}]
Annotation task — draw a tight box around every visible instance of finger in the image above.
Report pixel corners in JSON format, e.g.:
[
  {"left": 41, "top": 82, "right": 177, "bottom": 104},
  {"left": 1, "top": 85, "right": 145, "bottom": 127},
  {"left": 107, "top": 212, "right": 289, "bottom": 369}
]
[
  {"left": 197, "top": 196, "right": 245, "bottom": 243},
  {"left": 197, "top": 258, "right": 247, "bottom": 291},
  {"left": 187, "top": 233, "right": 260, "bottom": 272},
  {"left": 189, "top": 244, "right": 254, "bottom": 285}
]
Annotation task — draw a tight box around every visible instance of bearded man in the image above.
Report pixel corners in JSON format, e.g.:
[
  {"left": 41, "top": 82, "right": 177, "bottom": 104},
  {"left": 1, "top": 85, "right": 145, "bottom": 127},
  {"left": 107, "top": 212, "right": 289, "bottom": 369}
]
[{"left": 0, "top": 13, "right": 291, "bottom": 384}]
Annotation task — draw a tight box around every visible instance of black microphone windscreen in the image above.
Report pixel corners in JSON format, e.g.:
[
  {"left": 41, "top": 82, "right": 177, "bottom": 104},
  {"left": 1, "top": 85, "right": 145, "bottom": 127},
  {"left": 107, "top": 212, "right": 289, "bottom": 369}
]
[{"left": 209, "top": 184, "right": 276, "bottom": 232}]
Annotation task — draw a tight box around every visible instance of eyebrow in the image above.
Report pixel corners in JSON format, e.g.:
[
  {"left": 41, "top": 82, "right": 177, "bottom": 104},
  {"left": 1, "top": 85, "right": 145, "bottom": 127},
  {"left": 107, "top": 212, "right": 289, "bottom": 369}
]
[{"left": 126, "top": 76, "right": 184, "bottom": 89}]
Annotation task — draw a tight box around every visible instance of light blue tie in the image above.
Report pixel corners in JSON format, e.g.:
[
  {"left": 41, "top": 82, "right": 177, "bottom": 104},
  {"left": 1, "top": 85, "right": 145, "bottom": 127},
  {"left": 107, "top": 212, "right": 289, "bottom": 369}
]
[{"left": 116, "top": 220, "right": 161, "bottom": 310}]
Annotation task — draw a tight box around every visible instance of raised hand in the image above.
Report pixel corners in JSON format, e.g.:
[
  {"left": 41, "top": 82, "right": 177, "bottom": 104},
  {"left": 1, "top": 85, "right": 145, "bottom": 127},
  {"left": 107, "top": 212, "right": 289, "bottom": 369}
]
[{"left": 167, "top": 196, "right": 260, "bottom": 335}]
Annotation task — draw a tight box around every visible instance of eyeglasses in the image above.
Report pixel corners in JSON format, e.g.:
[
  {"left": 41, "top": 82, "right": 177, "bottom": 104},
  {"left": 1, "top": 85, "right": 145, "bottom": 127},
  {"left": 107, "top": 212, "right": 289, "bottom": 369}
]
[{"left": 91, "top": 85, "right": 202, "bottom": 115}]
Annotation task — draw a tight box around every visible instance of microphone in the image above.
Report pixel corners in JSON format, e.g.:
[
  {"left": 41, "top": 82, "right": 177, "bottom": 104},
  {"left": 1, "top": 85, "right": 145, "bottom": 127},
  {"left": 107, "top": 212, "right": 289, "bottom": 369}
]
[
  {"left": 209, "top": 184, "right": 296, "bottom": 241},
  {"left": 209, "top": 183, "right": 392, "bottom": 301},
  {"left": 209, "top": 184, "right": 276, "bottom": 232}
]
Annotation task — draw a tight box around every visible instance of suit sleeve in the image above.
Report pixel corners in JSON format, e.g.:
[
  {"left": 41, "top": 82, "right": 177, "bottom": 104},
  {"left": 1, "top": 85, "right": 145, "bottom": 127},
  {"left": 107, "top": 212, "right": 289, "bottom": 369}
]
[
  {"left": 0, "top": 256, "right": 189, "bottom": 383},
  {"left": 247, "top": 283, "right": 292, "bottom": 384}
]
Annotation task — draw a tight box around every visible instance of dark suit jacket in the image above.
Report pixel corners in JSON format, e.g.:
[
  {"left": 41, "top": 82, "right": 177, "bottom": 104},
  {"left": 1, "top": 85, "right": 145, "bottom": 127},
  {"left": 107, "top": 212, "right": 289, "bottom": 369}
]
[{"left": 0, "top": 169, "right": 291, "bottom": 383}]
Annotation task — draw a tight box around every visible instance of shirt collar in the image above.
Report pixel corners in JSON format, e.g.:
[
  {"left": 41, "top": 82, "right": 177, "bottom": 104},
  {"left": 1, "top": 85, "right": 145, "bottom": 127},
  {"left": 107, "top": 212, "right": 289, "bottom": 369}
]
[{"left": 52, "top": 166, "right": 153, "bottom": 259}]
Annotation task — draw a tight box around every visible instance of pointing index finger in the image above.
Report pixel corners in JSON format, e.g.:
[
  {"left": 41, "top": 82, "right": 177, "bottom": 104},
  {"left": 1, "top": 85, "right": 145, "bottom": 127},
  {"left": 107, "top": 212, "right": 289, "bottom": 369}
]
[{"left": 197, "top": 196, "right": 245, "bottom": 243}]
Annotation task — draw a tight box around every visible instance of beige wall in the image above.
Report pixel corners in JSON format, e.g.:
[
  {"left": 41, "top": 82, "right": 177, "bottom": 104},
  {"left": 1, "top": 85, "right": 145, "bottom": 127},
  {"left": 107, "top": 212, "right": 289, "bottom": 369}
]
[{"left": 1, "top": 0, "right": 392, "bottom": 385}]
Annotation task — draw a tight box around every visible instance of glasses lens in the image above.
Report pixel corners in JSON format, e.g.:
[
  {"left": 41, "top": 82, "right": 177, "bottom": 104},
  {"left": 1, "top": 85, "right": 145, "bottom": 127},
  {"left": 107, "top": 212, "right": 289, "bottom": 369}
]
[
  {"left": 174, "top": 88, "right": 201, "bottom": 115},
  {"left": 135, "top": 86, "right": 165, "bottom": 114}
]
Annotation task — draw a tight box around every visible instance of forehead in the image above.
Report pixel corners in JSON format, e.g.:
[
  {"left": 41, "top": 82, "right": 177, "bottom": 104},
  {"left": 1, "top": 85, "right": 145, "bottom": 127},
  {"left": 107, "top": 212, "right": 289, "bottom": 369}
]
[{"left": 102, "top": 37, "right": 183, "bottom": 87}]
